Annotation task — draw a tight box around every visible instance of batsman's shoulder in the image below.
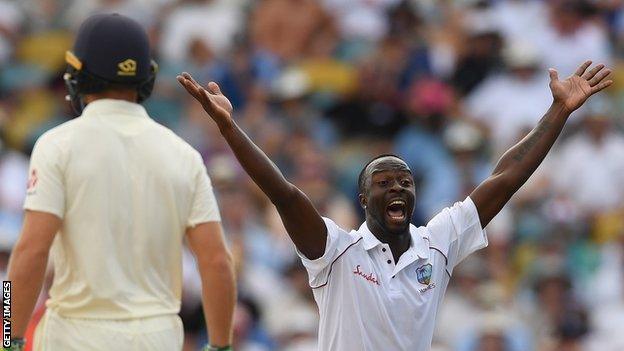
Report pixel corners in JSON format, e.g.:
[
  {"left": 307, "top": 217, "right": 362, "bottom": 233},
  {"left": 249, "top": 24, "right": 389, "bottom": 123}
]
[
  {"left": 33, "top": 118, "right": 82, "bottom": 151},
  {"left": 149, "top": 120, "right": 201, "bottom": 157}
]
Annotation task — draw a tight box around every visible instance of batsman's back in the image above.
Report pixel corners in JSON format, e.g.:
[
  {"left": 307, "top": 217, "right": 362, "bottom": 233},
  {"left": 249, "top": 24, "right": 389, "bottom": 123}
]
[{"left": 26, "top": 99, "right": 219, "bottom": 319}]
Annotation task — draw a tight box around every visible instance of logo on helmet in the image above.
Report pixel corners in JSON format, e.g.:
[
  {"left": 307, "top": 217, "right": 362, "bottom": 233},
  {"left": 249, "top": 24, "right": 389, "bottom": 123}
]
[{"left": 117, "top": 59, "right": 137, "bottom": 76}]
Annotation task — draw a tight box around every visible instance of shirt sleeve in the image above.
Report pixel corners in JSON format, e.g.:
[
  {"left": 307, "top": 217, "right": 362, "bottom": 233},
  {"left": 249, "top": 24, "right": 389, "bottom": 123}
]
[
  {"left": 426, "top": 196, "right": 487, "bottom": 273},
  {"left": 186, "top": 153, "right": 221, "bottom": 227},
  {"left": 297, "top": 217, "right": 356, "bottom": 287},
  {"left": 23, "top": 133, "right": 65, "bottom": 218}
]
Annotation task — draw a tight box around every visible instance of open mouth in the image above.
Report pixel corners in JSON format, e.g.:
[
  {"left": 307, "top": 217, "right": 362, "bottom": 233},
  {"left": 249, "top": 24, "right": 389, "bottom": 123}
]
[{"left": 386, "top": 199, "right": 406, "bottom": 222}]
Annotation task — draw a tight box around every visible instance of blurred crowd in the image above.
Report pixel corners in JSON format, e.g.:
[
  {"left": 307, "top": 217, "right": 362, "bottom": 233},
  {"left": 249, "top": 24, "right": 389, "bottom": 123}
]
[{"left": 1, "top": 0, "right": 624, "bottom": 350}]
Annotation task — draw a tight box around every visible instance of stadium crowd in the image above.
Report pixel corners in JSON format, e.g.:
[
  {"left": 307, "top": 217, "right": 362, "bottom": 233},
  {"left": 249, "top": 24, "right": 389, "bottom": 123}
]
[{"left": 1, "top": 0, "right": 624, "bottom": 350}]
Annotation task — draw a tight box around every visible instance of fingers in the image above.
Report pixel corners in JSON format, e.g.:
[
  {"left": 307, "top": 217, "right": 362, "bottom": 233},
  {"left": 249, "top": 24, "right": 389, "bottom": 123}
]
[
  {"left": 178, "top": 72, "right": 223, "bottom": 98},
  {"left": 176, "top": 72, "right": 199, "bottom": 91},
  {"left": 574, "top": 60, "right": 592, "bottom": 76},
  {"left": 177, "top": 72, "right": 213, "bottom": 102},
  {"left": 176, "top": 73, "right": 223, "bottom": 115},
  {"left": 176, "top": 74, "right": 203, "bottom": 101},
  {"left": 182, "top": 72, "right": 203, "bottom": 91},
  {"left": 207, "top": 81, "right": 222, "bottom": 95},
  {"left": 591, "top": 79, "right": 613, "bottom": 94},
  {"left": 582, "top": 63, "right": 605, "bottom": 81},
  {"left": 176, "top": 75, "right": 196, "bottom": 95},
  {"left": 176, "top": 74, "right": 195, "bottom": 92},
  {"left": 549, "top": 68, "right": 559, "bottom": 82},
  {"left": 588, "top": 67, "right": 611, "bottom": 87}
]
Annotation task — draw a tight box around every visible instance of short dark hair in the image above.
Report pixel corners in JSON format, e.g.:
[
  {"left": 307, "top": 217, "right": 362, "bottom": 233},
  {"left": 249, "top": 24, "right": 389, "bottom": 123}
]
[{"left": 357, "top": 154, "right": 404, "bottom": 193}]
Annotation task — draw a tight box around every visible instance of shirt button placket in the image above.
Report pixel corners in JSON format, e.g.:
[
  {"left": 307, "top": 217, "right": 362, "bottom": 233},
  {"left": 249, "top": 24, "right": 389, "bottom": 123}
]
[{"left": 382, "top": 247, "right": 391, "bottom": 264}]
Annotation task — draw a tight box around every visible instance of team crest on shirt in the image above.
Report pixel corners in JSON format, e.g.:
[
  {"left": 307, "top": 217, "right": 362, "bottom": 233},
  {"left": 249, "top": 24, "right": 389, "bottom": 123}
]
[
  {"left": 26, "top": 169, "right": 38, "bottom": 195},
  {"left": 416, "top": 263, "right": 433, "bottom": 285}
]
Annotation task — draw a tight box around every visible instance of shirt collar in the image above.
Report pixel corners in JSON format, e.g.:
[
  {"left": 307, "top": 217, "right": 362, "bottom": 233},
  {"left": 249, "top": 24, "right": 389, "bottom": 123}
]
[
  {"left": 358, "top": 221, "right": 430, "bottom": 260},
  {"left": 81, "top": 99, "right": 149, "bottom": 119}
]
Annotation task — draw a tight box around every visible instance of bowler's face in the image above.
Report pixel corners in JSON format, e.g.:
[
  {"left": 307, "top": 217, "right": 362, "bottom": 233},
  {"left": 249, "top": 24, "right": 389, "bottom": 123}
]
[{"left": 361, "top": 157, "right": 415, "bottom": 235}]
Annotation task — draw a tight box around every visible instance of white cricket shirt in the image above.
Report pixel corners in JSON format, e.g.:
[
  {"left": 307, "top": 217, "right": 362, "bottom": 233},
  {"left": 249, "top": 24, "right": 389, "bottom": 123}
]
[
  {"left": 298, "top": 197, "right": 487, "bottom": 351},
  {"left": 23, "top": 99, "right": 221, "bottom": 319}
]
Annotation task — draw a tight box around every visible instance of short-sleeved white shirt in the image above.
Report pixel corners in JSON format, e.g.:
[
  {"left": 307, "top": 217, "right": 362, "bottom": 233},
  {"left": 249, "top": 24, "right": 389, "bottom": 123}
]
[
  {"left": 24, "top": 99, "right": 220, "bottom": 319},
  {"left": 298, "top": 197, "right": 487, "bottom": 351}
]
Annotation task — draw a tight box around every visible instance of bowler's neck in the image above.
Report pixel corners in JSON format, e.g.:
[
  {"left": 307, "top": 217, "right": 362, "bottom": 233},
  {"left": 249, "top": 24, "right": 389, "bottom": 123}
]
[{"left": 366, "top": 217, "right": 411, "bottom": 263}]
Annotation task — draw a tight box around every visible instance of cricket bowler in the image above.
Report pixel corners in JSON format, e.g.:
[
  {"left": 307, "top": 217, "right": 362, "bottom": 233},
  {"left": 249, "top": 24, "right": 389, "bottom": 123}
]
[{"left": 177, "top": 59, "right": 611, "bottom": 350}]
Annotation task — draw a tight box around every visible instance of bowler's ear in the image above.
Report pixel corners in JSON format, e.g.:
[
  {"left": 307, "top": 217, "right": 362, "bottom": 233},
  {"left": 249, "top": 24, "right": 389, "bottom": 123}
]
[{"left": 358, "top": 193, "right": 367, "bottom": 210}]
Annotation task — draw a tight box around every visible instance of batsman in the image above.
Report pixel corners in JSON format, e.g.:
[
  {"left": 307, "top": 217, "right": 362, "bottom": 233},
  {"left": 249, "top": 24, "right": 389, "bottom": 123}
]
[{"left": 5, "top": 14, "right": 236, "bottom": 351}]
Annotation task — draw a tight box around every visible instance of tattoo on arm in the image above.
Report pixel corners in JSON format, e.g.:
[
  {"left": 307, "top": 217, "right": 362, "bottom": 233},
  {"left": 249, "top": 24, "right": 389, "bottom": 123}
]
[
  {"left": 512, "top": 120, "right": 552, "bottom": 162},
  {"left": 471, "top": 102, "right": 570, "bottom": 227}
]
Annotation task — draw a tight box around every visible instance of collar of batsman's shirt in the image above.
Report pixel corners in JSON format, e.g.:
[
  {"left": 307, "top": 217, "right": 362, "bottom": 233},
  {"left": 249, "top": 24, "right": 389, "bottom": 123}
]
[{"left": 81, "top": 98, "right": 149, "bottom": 120}]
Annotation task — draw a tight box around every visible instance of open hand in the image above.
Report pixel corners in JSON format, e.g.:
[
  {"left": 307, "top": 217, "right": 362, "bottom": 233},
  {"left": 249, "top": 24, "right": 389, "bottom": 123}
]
[
  {"left": 549, "top": 61, "right": 612, "bottom": 113},
  {"left": 177, "top": 72, "right": 233, "bottom": 126}
]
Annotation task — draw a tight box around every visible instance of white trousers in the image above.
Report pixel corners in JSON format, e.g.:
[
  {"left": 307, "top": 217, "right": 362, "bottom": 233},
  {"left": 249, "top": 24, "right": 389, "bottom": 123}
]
[{"left": 33, "top": 310, "right": 184, "bottom": 351}]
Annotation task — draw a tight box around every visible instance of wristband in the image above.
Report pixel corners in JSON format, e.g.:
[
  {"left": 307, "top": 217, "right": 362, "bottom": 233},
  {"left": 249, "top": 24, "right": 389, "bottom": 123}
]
[{"left": 203, "top": 345, "right": 232, "bottom": 351}]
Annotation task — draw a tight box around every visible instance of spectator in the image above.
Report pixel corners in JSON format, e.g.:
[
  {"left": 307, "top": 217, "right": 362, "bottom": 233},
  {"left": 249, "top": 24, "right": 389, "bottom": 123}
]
[
  {"left": 537, "top": 0, "right": 611, "bottom": 76},
  {"left": 466, "top": 40, "right": 551, "bottom": 155},
  {"left": 322, "top": 0, "right": 401, "bottom": 42},
  {"left": 586, "top": 236, "right": 624, "bottom": 351},
  {"left": 251, "top": 0, "right": 334, "bottom": 62},
  {"left": 0, "top": 136, "right": 28, "bottom": 250},
  {"left": 395, "top": 78, "right": 460, "bottom": 218},
  {"left": 549, "top": 97, "right": 624, "bottom": 214},
  {"left": 160, "top": 0, "right": 243, "bottom": 63},
  {"left": 451, "top": 25, "right": 503, "bottom": 96},
  {"left": 490, "top": 0, "right": 548, "bottom": 46},
  {"left": 0, "top": 0, "right": 23, "bottom": 65}
]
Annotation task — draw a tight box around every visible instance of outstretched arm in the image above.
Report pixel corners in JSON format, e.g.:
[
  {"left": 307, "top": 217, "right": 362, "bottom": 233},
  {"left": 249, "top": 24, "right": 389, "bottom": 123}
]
[
  {"left": 177, "top": 73, "right": 327, "bottom": 259},
  {"left": 471, "top": 61, "right": 612, "bottom": 227}
]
